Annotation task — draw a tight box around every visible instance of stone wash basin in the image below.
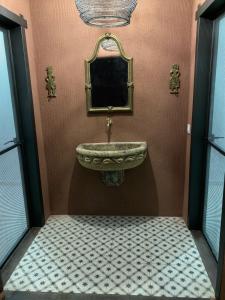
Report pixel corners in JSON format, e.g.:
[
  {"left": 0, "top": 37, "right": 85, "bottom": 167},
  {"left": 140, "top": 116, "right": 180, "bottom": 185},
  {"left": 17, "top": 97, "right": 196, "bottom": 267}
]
[{"left": 76, "top": 142, "right": 147, "bottom": 172}]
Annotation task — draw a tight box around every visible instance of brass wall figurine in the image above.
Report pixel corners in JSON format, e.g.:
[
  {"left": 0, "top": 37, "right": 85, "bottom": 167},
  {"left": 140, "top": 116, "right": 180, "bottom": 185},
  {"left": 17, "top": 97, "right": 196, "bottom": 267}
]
[
  {"left": 45, "top": 66, "right": 56, "bottom": 98},
  {"left": 169, "top": 64, "right": 180, "bottom": 95}
]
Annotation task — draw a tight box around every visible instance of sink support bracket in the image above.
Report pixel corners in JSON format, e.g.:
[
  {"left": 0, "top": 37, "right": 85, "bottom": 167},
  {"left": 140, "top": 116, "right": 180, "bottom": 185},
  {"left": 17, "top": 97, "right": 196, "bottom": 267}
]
[{"left": 101, "top": 170, "right": 124, "bottom": 187}]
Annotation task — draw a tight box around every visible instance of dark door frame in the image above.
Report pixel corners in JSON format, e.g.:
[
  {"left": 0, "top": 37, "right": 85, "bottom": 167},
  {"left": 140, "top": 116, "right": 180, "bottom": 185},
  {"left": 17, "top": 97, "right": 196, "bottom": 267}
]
[
  {"left": 0, "top": 6, "right": 44, "bottom": 230},
  {"left": 0, "top": 5, "right": 45, "bottom": 293},
  {"left": 189, "top": 0, "right": 225, "bottom": 299}
]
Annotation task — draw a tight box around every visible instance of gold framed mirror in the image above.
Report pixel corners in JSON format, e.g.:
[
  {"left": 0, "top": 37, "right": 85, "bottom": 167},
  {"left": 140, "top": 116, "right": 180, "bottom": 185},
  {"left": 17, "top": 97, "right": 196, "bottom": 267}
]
[{"left": 85, "top": 33, "right": 134, "bottom": 113}]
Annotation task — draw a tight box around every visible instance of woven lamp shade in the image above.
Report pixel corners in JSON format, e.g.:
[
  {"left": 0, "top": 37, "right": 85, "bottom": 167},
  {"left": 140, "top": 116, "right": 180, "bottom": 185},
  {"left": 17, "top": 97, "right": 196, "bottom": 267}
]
[{"left": 75, "top": 0, "right": 137, "bottom": 27}]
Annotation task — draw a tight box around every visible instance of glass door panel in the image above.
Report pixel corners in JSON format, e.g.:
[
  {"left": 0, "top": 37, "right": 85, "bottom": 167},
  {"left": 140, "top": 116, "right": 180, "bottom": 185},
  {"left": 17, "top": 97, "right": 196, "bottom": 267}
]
[
  {"left": 0, "top": 148, "right": 28, "bottom": 266},
  {"left": 208, "top": 15, "right": 225, "bottom": 150},
  {"left": 0, "top": 29, "right": 17, "bottom": 149},
  {"left": 0, "top": 27, "right": 28, "bottom": 266},
  {"left": 203, "top": 13, "right": 225, "bottom": 260},
  {"left": 203, "top": 147, "right": 224, "bottom": 259}
]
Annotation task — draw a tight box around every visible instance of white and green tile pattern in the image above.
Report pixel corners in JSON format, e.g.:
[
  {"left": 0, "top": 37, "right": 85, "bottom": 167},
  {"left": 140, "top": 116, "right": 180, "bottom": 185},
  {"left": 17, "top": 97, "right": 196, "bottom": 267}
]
[{"left": 4, "top": 216, "right": 215, "bottom": 298}]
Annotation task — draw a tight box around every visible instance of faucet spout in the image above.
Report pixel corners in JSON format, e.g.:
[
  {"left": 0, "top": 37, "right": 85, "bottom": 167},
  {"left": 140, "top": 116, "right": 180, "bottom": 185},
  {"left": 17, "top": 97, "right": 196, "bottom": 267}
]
[
  {"left": 106, "top": 107, "right": 113, "bottom": 143},
  {"left": 106, "top": 116, "right": 112, "bottom": 143},
  {"left": 106, "top": 116, "right": 112, "bottom": 129}
]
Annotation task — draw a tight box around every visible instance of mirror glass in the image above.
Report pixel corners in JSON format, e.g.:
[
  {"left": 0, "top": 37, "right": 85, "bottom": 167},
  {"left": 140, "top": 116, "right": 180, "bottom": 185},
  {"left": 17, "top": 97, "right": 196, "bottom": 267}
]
[{"left": 85, "top": 34, "right": 133, "bottom": 113}]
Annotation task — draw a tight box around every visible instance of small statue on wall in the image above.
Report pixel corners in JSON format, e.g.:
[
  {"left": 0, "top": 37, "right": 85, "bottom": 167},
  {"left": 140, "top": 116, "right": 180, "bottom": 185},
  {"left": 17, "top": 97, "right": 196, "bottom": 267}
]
[
  {"left": 45, "top": 66, "right": 56, "bottom": 98},
  {"left": 169, "top": 64, "right": 180, "bottom": 95}
]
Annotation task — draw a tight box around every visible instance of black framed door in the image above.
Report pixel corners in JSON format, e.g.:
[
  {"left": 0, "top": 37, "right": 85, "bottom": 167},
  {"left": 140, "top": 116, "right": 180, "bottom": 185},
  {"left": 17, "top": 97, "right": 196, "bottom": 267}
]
[
  {"left": 0, "top": 5, "right": 45, "bottom": 272},
  {"left": 189, "top": 1, "right": 225, "bottom": 298},
  {"left": 202, "top": 13, "right": 225, "bottom": 261},
  {"left": 0, "top": 26, "right": 29, "bottom": 267}
]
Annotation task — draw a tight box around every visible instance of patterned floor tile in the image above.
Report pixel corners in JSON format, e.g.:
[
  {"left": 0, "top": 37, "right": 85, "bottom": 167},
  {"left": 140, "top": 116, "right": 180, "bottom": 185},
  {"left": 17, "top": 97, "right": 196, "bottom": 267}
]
[{"left": 4, "top": 215, "right": 215, "bottom": 298}]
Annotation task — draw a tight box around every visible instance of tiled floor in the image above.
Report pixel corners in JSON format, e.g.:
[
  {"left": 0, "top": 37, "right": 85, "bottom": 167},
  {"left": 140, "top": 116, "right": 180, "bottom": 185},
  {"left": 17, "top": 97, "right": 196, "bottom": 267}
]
[{"left": 4, "top": 216, "right": 215, "bottom": 298}]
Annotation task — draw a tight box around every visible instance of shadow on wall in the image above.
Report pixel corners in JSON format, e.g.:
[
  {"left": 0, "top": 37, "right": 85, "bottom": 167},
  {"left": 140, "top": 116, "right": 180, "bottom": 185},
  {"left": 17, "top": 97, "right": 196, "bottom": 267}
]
[{"left": 68, "top": 153, "right": 159, "bottom": 215}]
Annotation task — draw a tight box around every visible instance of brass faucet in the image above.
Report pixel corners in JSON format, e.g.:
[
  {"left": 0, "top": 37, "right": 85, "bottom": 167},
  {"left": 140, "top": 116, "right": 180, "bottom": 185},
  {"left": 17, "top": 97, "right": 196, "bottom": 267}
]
[
  {"left": 106, "top": 116, "right": 112, "bottom": 129},
  {"left": 106, "top": 116, "right": 112, "bottom": 143},
  {"left": 106, "top": 106, "right": 113, "bottom": 128},
  {"left": 106, "top": 106, "right": 113, "bottom": 143}
]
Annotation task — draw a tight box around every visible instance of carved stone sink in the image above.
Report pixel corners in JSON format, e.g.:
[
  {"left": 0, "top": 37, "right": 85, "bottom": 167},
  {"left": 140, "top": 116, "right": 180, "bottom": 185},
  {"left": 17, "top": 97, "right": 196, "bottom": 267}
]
[{"left": 76, "top": 142, "right": 147, "bottom": 172}]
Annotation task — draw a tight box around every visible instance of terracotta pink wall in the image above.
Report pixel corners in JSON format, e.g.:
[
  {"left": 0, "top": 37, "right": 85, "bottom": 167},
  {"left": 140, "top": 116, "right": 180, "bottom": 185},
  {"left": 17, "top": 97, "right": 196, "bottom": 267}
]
[
  {"left": 0, "top": 0, "right": 201, "bottom": 217},
  {"left": 28, "top": 0, "right": 195, "bottom": 216},
  {"left": 0, "top": 0, "right": 50, "bottom": 219}
]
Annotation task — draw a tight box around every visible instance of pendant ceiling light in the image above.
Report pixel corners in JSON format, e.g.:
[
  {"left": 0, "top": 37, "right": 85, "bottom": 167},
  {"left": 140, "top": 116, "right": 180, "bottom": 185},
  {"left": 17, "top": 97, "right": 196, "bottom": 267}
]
[{"left": 75, "top": 0, "right": 137, "bottom": 28}]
